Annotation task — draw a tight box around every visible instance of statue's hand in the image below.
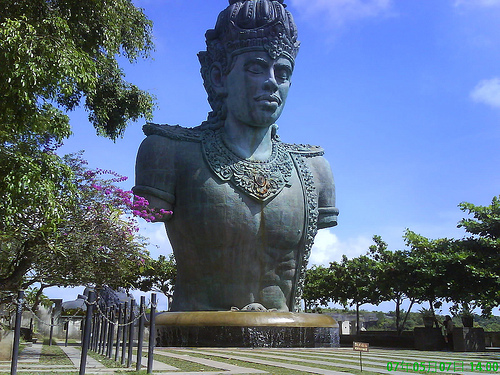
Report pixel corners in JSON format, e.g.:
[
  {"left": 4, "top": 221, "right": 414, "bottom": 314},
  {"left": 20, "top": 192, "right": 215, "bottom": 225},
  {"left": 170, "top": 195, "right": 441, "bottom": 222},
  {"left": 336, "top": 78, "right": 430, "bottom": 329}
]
[{"left": 241, "top": 303, "right": 268, "bottom": 311}]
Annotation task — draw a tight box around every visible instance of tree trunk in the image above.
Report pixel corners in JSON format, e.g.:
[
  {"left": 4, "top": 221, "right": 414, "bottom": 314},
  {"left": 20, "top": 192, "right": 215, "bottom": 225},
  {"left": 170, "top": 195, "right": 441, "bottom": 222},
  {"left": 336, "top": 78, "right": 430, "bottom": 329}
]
[
  {"left": 0, "top": 249, "right": 35, "bottom": 291},
  {"left": 399, "top": 298, "right": 415, "bottom": 335},
  {"left": 395, "top": 295, "right": 401, "bottom": 334},
  {"left": 0, "top": 235, "right": 44, "bottom": 292},
  {"left": 356, "top": 303, "right": 361, "bottom": 335}
]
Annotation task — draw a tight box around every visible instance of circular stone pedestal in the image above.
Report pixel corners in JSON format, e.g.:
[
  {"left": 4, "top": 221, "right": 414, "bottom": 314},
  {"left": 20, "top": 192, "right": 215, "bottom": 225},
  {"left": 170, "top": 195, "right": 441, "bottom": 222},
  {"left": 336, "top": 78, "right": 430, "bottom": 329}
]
[{"left": 155, "top": 311, "right": 339, "bottom": 348}]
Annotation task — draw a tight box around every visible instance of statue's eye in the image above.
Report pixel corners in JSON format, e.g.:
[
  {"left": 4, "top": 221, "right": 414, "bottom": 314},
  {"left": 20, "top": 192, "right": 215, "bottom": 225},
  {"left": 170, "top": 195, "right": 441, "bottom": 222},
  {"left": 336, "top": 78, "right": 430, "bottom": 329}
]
[
  {"left": 246, "top": 63, "right": 265, "bottom": 74},
  {"left": 275, "top": 68, "right": 291, "bottom": 82}
]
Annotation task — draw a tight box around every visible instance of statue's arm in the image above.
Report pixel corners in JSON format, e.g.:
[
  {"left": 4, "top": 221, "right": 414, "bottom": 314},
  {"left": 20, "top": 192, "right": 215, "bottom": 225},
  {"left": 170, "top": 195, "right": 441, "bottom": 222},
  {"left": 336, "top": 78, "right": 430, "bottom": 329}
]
[
  {"left": 133, "top": 135, "right": 175, "bottom": 222},
  {"left": 310, "top": 156, "right": 338, "bottom": 229}
]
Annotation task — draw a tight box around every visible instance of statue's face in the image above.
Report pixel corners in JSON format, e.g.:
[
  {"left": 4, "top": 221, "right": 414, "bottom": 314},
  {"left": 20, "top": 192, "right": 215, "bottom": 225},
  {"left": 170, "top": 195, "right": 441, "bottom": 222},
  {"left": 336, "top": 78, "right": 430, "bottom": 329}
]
[{"left": 224, "top": 51, "right": 293, "bottom": 128}]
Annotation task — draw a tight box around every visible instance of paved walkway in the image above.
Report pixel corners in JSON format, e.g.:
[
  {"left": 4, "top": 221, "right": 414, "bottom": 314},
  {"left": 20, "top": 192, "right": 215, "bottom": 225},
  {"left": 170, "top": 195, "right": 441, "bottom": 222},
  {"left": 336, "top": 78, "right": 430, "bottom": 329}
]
[{"left": 2, "top": 344, "right": 500, "bottom": 374}]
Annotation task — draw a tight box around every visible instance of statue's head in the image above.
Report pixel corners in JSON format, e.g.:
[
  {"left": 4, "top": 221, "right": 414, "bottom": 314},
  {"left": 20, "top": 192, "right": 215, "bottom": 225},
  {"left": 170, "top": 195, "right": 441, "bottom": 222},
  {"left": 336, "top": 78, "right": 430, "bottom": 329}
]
[{"left": 199, "top": 0, "right": 300, "bottom": 129}]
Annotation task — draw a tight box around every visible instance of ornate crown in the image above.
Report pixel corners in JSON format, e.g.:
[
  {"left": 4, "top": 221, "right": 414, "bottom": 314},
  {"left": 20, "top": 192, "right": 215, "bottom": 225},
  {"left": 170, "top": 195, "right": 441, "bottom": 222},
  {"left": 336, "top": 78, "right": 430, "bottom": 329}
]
[{"left": 203, "top": 0, "right": 300, "bottom": 64}]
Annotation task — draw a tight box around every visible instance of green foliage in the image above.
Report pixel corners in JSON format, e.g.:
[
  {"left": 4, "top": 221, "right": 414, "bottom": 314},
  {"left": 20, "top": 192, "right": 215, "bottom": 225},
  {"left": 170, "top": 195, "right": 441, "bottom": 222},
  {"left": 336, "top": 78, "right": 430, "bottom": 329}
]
[
  {"left": 0, "top": 141, "right": 75, "bottom": 234},
  {"left": 24, "top": 286, "right": 52, "bottom": 309},
  {"left": 0, "top": 139, "right": 76, "bottom": 292},
  {"left": 450, "top": 196, "right": 500, "bottom": 315},
  {"left": 0, "top": 0, "right": 156, "bottom": 302},
  {"left": 133, "top": 254, "right": 177, "bottom": 300},
  {"left": 0, "top": 0, "right": 155, "bottom": 142},
  {"left": 303, "top": 265, "right": 334, "bottom": 311},
  {"left": 368, "top": 236, "right": 420, "bottom": 334},
  {"left": 31, "top": 153, "right": 150, "bottom": 290},
  {"left": 458, "top": 196, "right": 500, "bottom": 240},
  {"left": 0, "top": 152, "right": 150, "bottom": 299}
]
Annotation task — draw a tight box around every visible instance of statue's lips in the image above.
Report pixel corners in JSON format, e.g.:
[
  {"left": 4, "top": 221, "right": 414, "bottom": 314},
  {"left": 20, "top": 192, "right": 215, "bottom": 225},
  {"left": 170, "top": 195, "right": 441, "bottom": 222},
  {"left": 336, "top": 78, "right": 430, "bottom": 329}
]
[{"left": 255, "top": 94, "right": 282, "bottom": 106}]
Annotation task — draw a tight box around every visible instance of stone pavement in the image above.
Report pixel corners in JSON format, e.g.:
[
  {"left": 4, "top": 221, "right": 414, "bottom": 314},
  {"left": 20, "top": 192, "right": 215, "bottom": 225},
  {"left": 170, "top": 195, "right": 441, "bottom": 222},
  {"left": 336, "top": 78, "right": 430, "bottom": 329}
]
[{"left": 2, "top": 343, "right": 500, "bottom": 374}]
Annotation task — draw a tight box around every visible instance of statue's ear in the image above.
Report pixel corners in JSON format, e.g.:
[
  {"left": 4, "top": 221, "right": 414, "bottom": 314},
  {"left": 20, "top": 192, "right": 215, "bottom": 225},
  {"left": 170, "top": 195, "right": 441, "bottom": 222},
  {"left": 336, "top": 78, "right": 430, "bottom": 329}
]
[{"left": 210, "top": 63, "right": 226, "bottom": 95}]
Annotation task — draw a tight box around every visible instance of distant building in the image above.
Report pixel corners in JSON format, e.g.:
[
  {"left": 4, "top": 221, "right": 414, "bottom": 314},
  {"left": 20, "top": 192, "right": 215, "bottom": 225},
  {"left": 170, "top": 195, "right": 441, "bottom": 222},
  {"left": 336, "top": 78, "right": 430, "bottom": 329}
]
[{"left": 325, "top": 312, "right": 379, "bottom": 334}]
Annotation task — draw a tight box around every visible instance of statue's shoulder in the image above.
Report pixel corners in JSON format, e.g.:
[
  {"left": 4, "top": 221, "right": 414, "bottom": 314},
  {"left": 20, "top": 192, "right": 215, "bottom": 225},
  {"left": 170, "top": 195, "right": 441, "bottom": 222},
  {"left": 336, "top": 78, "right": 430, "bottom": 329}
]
[
  {"left": 143, "top": 123, "right": 203, "bottom": 142},
  {"left": 280, "top": 141, "right": 324, "bottom": 157}
]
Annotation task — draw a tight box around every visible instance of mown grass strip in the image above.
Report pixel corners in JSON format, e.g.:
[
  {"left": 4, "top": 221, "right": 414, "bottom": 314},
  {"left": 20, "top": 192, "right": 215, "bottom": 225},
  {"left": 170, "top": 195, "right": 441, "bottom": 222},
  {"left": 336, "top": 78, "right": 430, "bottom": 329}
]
[
  {"left": 171, "top": 348, "right": 362, "bottom": 375},
  {"left": 154, "top": 349, "right": 231, "bottom": 372},
  {"left": 87, "top": 349, "right": 126, "bottom": 368},
  {"left": 202, "top": 349, "right": 376, "bottom": 375},
  {"left": 39, "top": 343, "right": 73, "bottom": 366}
]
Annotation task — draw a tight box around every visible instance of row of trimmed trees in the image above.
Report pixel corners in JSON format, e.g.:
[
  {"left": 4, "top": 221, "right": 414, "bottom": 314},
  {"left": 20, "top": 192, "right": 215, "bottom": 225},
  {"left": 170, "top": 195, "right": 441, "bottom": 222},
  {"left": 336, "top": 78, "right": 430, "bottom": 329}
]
[{"left": 304, "top": 195, "right": 500, "bottom": 334}]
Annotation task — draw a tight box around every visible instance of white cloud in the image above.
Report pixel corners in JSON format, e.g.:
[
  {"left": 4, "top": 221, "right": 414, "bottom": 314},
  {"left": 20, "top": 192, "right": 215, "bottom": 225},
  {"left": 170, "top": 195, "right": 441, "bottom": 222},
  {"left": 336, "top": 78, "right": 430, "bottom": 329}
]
[
  {"left": 289, "top": 0, "right": 393, "bottom": 27},
  {"left": 309, "top": 229, "right": 372, "bottom": 266},
  {"left": 454, "top": 0, "right": 500, "bottom": 7},
  {"left": 470, "top": 77, "right": 500, "bottom": 109}
]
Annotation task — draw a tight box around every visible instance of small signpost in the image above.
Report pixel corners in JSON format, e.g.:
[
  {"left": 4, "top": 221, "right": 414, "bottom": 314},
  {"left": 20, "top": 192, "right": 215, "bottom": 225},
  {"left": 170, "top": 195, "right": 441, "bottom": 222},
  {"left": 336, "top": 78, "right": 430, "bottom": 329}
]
[{"left": 353, "top": 342, "right": 369, "bottom": 371}]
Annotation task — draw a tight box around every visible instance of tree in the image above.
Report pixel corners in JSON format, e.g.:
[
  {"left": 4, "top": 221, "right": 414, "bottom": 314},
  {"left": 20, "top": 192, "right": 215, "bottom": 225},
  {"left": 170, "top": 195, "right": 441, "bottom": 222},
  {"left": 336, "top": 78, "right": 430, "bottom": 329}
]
[
  {"left": 303, "top": 265, "right": 335, "bottom": 312},
  {"left": 403, "top": 196, "right": 500, "bottom": 318},
  {"left": 133, "top": 254, "right": 177, "bottom": 310},
  {"left": 0, "top": 0, "right": 157, "bottom": 301},
  {"left": 0, "top": 142, "right": 76, "bottom": 292},
  {"left": 403, "top": 230, "right": 451, "bottom": 315},
  {"left": 370, "top": 236, "right": 417, "bottom": 334},
  {"left": 448, "top": 196, "right": 500, "bottom": 315},
  {"left": 303, "top": 256, "right": 381, "bottom": 333},
  {"left": 0, "top": 0, "right": 155, "bottom": 143},
  {"left": 0, "top": 153, "right": 165, "bottom": 302},
  {"left": 337, "top": 254, "right": 381, "bottom": 334}
]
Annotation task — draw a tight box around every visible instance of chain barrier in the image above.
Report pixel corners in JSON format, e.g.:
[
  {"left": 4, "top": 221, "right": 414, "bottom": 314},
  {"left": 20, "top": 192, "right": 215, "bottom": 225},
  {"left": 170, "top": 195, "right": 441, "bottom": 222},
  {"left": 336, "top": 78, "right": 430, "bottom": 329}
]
[
  {"left": 143, "top": 297, "right": 158, "bottom": 323},
  {"left": 60, "top": 307, "right": 87, "bottom": 320},
  {"left": 88, "top": 299, "right": 148, "bottom": 327},
  {"left": 20, "top": 302, "right": 84, "bottom": 327},
  {"left": 4, "top": 291, "right": 156, "bottom": 328}
]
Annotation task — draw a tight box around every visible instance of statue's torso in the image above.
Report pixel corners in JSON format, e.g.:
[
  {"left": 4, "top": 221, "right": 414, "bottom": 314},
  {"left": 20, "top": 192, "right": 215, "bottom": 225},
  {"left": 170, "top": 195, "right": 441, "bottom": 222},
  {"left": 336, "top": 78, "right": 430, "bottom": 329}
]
[
  {"left": 133, "top": 124, "right": 338, "bottom": 312},
  {"left": 168, "top": 139, "right": 305, "bottom": 311}
]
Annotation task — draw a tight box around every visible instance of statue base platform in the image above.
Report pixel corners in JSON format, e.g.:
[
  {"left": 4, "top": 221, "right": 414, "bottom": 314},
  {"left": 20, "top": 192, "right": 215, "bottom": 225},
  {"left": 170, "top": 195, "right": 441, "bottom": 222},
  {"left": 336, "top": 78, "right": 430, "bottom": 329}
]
[{"left": 155, "top": 311, "right": 339, "bottom": 348}]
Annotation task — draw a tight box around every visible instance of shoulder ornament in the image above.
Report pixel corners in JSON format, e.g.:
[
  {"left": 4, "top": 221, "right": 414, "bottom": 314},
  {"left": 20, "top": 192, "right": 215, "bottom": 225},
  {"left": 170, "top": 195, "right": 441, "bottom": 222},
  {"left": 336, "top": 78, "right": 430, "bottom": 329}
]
[
  {"left": 143, "top": 123, "right": 203, "bottom": 142},
  {"left": 282, "top": 142, "right": 324, "bottom": 157}
]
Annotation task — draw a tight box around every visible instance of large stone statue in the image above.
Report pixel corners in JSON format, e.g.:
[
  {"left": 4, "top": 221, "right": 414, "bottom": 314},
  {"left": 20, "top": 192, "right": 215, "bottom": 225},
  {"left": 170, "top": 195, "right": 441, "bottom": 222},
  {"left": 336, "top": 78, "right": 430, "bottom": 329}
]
[{"left": 133, "top": 0, "right": 338, "bottom": 313}]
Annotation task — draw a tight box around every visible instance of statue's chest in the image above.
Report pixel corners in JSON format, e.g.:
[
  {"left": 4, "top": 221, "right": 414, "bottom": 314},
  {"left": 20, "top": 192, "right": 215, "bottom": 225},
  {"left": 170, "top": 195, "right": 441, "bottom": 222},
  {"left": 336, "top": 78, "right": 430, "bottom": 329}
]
[
  {"left": 173, "top": 150, "right": 305, "bottom": 248},
  {"left": 201, "top": 130, "right": 295, "bottom": 202}
]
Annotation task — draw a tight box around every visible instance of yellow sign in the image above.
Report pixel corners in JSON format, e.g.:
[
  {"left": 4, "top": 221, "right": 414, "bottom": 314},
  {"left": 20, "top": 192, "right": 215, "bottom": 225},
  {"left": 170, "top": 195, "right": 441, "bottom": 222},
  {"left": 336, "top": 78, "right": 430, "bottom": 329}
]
[{"left": 353, "top": 341, "right": 369, "bottom": 352}]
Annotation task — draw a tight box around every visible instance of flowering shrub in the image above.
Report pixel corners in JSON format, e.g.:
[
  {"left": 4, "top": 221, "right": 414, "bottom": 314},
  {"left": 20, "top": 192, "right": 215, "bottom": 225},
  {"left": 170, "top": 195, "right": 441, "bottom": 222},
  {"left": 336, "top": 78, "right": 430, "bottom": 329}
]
[
  {"left": 0, "top": 149, "right": 168, "bottom": 294},
  {"left": 78, "top": 163, "right": 173, "bottom": 223}
]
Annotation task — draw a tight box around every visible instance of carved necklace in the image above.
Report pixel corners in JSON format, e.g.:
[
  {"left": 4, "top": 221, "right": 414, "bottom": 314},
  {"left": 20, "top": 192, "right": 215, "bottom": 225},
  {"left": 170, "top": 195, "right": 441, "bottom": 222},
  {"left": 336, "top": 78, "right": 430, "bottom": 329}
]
[{"left": 202, "top": 129, "right": 294, "bottom": 201}]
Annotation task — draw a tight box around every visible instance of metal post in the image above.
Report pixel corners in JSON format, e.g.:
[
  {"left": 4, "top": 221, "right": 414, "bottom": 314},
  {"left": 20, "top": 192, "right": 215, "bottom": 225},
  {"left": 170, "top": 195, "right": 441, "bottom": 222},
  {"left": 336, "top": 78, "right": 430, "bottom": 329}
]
[
  {"left": 80, "top": 317, "right": 84, "bottom": 344},
  {"left": 99, "top": 310, "right": 107, "bottom": 355},
  {"left": 106, "top": 307, "right": 115, "bottom": 358},
  {"left": 92, "top": 313, "right": 98, "bottom": 352},
  {"left": 120, "top": 302, "right": 128, "bottom": 365},
  {"left": 65, "top": 320, "right": 69, "bottom": 347},
  {"left": 95, "top": 313, "right": 100, "bottom": 353},
  {"left": 10, "top": 290, "right": 24, "bottom": 375},
  {"left": 103, "top": 307, "right": 110, "bottom": 355},
  {"left": 94, "top": 313, "right": 100, "bottom": 352},
  {"left": 126, "top": 299, "right": 136, "bottom": 368},
  {"left": 114, "top": 304, "right": 123, "bottom": 362},
  {"left": 136, "top": 296, "right": 146, "bottom": 371},
  {"left": 79, "top": 290, "right": 95, "bottom": 375},
  {"left": 147, "top": 294, "right": 156, "bottom": 374},
  {"left": 49, "top": 317, "right": 54, "bottom": 346}
]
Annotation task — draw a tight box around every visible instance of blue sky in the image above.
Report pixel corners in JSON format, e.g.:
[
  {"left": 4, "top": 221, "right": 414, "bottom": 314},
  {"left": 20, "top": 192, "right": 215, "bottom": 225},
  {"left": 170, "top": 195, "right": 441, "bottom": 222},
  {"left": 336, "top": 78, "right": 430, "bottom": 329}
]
[{"left": 48, "top": 0, "right": 500, "bottom": 312}]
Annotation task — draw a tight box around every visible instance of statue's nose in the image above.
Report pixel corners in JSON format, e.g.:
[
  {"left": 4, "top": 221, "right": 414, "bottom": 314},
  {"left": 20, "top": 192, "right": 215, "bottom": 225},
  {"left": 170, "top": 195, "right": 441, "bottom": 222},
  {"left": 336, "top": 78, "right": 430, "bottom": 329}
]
[{"left": 263, "top": 74, "right": 279, "bottom": 92}]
